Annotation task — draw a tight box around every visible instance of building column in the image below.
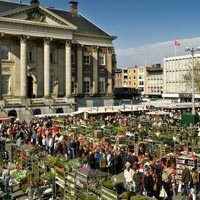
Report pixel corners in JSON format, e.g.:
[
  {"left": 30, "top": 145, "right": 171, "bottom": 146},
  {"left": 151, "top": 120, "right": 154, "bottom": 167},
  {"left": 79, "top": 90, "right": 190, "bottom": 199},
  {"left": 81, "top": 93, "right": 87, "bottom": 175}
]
[
  {"left": 44, "top": 38, "right": 51, "bottom": 98},
  {"left": 0, "top": 59, "right": 2, "bottom": 100},
  {"left": 77, "top": 45, "right": 83, "bottom": 95},
  {"left": 92, "top": 46, "right": 98, "bottom": 95},
  {"left": 0, "top": 32, "right": 5, "bottom": 100},
  {"left": 20, "top": 35, "right": 28, "bottom": 98},
  {"left": 0, "top": 33, "right": 4, "bottom": 99},
  {"left": 107, "top": 47, "right": 113, "bottom": 95},
  {"left": 65, "top": 40, "right": 71, "bottom": 97}
]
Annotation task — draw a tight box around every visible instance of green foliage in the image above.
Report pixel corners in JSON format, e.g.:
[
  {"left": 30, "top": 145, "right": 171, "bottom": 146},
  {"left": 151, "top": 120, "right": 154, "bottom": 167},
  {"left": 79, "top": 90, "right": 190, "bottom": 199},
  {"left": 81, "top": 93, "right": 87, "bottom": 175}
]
[
  {"left": 159, "top": 133, "right": 173, "bottom": 140},
  {"left": 87, "top": 194, "right": 99, "bottom": 200},
  {"left": 121, "top": 191, "right": 135, "bottom": 200},
  {"left": 40, "top": 171, "right": 55, "bottom": 180},
  {"left": 99, "top": 172, "right": 112, "bottom": 181},
  {"left": 102, "top": 180, "right": 114, "bottom": 189},
  {"left": 80, "top": 156, "right": 88, "bottom": 165},
  {"left": 10, "top": 169, "right": 27, "bottom": 183},
  {"left": 148, "top": 131, "right": 159, "bottom": 140},
  {"left": 64, "top": 158, "right": 82, "bottom": 170},
  {"left": 80, "top": 192, "right": 98, "bottom": 200},
  {"left": 113, "top": 126, "right": 126, "bottom": 132},
  {"left": 47, "top": 156, "right": 64, "bottom": 168},
  {"left": 131, "top": 195, "right": 147, "bottom": 200},
  {"left": 20, "top": 183, "right": 29, "bottom": 193}
]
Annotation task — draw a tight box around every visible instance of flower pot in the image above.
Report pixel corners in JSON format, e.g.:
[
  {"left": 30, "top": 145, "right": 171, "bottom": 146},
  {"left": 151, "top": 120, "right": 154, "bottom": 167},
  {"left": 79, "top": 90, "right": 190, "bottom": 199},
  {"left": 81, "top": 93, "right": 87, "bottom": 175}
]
[{"left": 54, "top": 166, "right": 64, "bottom": 174}]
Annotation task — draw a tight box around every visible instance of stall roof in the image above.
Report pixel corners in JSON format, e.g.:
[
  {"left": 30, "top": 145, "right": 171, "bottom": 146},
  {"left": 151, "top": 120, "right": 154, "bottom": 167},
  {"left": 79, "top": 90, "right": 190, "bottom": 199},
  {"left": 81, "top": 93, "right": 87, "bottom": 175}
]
[
  {"left": 87, "top": 109, "right": 119, "bottom": 114},
  {"left": 146, "top": 111, "right": 171, "bottom": 115},
  {"left": 34, "top": 111, "right": 84, "bottom": 118},
  {"left": 0, "top": 116, "right": 12, "bottom": 120}
]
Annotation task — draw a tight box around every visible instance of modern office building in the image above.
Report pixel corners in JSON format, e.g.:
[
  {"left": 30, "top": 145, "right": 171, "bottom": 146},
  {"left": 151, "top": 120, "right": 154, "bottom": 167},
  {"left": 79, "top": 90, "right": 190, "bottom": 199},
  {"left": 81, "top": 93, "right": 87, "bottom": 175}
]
[
  {"left": 163, "top": 54, "right": 200, "bottom": 100},
  {"left": 146, "top": 65, "right": 163, "bottom": 98},
  {"left": 0, "top": 0, "right": 116, "bottom": 119}
]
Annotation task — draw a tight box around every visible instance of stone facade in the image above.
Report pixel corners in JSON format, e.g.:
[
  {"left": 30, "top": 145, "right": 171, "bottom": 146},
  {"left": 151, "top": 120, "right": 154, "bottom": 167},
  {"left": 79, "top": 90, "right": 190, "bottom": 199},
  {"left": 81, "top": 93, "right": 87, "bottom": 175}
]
[
  {"left": 114, "top": 67, "right": 139, "bottom": 89},
  {"left": 0, "top": 1, "right": 116, "bottom": 119}
]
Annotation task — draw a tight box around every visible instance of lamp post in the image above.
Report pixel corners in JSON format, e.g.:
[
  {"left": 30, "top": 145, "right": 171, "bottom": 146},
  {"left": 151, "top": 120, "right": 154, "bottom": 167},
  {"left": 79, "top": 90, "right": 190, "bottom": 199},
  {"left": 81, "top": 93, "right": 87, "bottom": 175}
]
[{"left": 185, "top": 47, "right": 200, "bottom": 115}]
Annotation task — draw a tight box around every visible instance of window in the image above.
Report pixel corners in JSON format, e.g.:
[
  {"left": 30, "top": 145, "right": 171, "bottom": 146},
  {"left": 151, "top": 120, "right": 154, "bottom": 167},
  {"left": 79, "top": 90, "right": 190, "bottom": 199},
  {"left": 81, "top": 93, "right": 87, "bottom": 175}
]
[
  {"left": 71, "top": 77, "right": 75, "bottom": 94},
  {"left": 99, "top": 52, "right": 105, "bottom": 65},
  {"left": 1, "top": 45, "right": 9, "bottom": 60},
  {"left": 71, "top": 51, "right": 75, "bottom": 64},
  {"left": 139, "top": 75, "right": 144, "bottom": 79},
  {"left": 27, "top": 48, "right": 33, "bottom": 61},
  {"left": 50, "top": 75, "right": 55, "bottom": 94},
  {"left": 83, "top": 51, "right": 90, "bottom": 65},
  {"left": 2, "top": 75, "right": 9, "bottom": 95},
  {"left": 99, "top": 77, "right": 105, "bottom": 93},
  {"left": 139, "top": 81, "right": 144, "bottom": 85},
  {"left": 50, "top": 48, "right": 56, "bottom": 63},
  {"left": 83, "top": 77, "right": 90, "bottom": 93}
]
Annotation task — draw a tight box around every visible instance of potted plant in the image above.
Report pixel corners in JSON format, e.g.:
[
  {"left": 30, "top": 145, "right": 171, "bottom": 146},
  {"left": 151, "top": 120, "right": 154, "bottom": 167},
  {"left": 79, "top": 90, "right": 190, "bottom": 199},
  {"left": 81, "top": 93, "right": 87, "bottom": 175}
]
[
  {"left": 131, "top": 195, "right": 147, "bottom": 200},
  {"left": 113, "top": 181, "right": 125, "bottom": 194},
  {"left": 121, "top": 191, "right": 135, "bottom": 200},
  {"left": 102, "top": 180, "right": 119, "bottom": 200},
  {"left": 21, "top": 183, "right": 29, "bottom": 194}
]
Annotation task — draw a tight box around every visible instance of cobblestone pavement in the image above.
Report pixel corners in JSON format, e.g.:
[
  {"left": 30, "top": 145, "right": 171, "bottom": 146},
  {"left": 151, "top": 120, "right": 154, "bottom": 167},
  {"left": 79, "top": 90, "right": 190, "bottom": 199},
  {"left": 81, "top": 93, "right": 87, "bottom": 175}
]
[{"left": 173, "top": 193, "right": 200, "bottom": 200}]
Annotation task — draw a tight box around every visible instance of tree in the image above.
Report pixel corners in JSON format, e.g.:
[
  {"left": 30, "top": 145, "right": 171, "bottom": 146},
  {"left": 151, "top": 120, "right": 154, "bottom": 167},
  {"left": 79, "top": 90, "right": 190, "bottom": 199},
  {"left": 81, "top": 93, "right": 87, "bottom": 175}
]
[{"left": 183, "top": 61, "right": 200, "bottom": 93}]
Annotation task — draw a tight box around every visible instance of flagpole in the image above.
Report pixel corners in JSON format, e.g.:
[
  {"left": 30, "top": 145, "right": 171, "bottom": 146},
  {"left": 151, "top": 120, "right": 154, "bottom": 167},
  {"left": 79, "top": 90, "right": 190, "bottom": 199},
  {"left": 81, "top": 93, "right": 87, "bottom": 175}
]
[{"left": 174, "top": 45, "right": 176, "bottom": 57}]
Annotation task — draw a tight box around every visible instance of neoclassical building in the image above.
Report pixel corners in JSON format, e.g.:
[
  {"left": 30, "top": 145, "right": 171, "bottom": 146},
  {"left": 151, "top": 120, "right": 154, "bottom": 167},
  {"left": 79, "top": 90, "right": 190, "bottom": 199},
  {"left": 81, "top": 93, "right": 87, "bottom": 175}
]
[{"left": 0, "top": 0, "right": 116, "bottom": 119}]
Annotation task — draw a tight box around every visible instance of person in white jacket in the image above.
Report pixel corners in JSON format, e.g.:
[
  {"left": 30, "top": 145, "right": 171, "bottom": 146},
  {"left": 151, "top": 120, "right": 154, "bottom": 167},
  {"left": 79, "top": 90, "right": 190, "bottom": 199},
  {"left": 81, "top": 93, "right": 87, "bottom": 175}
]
[{"left": 124, "top": 162, "right": 134, "bottom": 191}]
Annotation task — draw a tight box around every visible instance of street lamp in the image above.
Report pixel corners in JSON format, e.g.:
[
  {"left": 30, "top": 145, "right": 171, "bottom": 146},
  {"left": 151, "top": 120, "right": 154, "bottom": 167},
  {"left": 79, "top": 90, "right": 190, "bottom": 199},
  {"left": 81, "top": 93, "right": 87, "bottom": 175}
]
[{"left": 185, "top": 47, "right": 200, "bottom": 115}]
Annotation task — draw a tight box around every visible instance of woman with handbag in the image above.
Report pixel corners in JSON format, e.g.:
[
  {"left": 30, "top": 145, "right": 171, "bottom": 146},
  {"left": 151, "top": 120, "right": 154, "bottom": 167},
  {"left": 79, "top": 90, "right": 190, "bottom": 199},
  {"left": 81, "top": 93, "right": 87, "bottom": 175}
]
[{"left": 191, "top": 168, "right": 198, "bottom": 192}]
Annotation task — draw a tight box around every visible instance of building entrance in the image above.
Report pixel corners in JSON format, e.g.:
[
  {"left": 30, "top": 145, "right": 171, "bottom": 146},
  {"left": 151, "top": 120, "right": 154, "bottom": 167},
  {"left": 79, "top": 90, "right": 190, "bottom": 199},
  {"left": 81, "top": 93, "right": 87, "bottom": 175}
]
[{"left": 27, "top": 76, "right": 34, "bottom": 98}]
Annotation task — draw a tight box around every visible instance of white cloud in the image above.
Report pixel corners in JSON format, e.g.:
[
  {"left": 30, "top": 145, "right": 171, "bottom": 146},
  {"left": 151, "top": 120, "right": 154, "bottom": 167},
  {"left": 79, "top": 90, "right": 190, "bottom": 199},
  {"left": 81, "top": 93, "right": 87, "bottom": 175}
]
[{"left": 116, "top": 37, "right": 200, "bottom": 68}]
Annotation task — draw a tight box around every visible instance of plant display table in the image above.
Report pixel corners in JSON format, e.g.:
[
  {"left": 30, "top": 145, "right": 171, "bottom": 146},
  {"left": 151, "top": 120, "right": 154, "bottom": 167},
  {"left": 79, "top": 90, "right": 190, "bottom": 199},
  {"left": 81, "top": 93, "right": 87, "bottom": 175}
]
[{"left": 101, "top": 186, "right": 118, "bottom": 200}]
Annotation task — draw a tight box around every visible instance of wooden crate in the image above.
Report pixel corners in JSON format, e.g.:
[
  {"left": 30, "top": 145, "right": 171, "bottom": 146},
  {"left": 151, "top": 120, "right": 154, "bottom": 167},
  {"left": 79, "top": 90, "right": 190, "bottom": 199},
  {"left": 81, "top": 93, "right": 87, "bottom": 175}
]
[
  {"left": 94, "top": 130, "right": 103, "bottom": 139},
  {"left": 159, "top": 146, "right": 172, "bottom": 158},
  {"left": 64, "top": 171, "right": 76, "bottom": 200}
]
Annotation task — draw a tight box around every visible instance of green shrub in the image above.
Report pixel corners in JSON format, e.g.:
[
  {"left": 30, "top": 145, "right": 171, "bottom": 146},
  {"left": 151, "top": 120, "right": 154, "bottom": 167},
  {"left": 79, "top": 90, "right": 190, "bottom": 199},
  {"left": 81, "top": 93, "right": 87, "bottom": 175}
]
[
  {"left": 121, "top": 191, "right": 135, "bottom": 200},
  {"left": 113, "top": 126, "right": 126, "bottom": 132},
  {"left": 130, "top": 195, "right": 147, "bottom": 200},
  {"left": 102, "top": 180, "right": 114, "bottom": 189}
]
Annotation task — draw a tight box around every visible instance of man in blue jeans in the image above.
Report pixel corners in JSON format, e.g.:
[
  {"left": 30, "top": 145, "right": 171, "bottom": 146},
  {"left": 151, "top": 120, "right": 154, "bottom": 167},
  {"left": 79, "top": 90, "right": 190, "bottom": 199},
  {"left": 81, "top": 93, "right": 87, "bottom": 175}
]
[{"left": 2, "top": 167, "right": 11, "bottom": 195}]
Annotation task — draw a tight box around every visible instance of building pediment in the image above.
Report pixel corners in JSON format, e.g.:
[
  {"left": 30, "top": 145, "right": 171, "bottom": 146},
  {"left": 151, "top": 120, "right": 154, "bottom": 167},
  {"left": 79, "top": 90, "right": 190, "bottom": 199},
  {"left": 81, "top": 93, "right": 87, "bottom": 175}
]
[{"left": 0, "top": 4, "right": 77, "bottom": 30}]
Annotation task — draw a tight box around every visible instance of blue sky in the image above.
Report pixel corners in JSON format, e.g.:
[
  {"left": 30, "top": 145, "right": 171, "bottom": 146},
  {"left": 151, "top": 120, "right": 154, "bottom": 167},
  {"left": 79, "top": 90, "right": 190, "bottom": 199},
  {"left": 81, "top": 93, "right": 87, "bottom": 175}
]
[{"left": 15, "top": 0, "right": 200, "bottom": 67}]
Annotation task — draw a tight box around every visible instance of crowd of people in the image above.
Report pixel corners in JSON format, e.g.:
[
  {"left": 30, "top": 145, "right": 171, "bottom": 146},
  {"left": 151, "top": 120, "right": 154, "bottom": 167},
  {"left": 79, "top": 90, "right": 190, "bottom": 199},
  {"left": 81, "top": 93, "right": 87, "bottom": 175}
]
[
  {"left": 0, "top": 107, "right": 199, "bottom": 200},
  {"left": 123, "top": 156, "right": 199, "bottom": 200}
]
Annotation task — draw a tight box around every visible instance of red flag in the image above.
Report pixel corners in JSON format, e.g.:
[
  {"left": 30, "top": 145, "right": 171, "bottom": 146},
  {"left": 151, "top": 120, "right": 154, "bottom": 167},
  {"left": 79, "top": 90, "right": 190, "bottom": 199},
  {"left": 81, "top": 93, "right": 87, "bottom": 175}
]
[{"left": 174, "top": 40, "right": 181, "bottom": 47}]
